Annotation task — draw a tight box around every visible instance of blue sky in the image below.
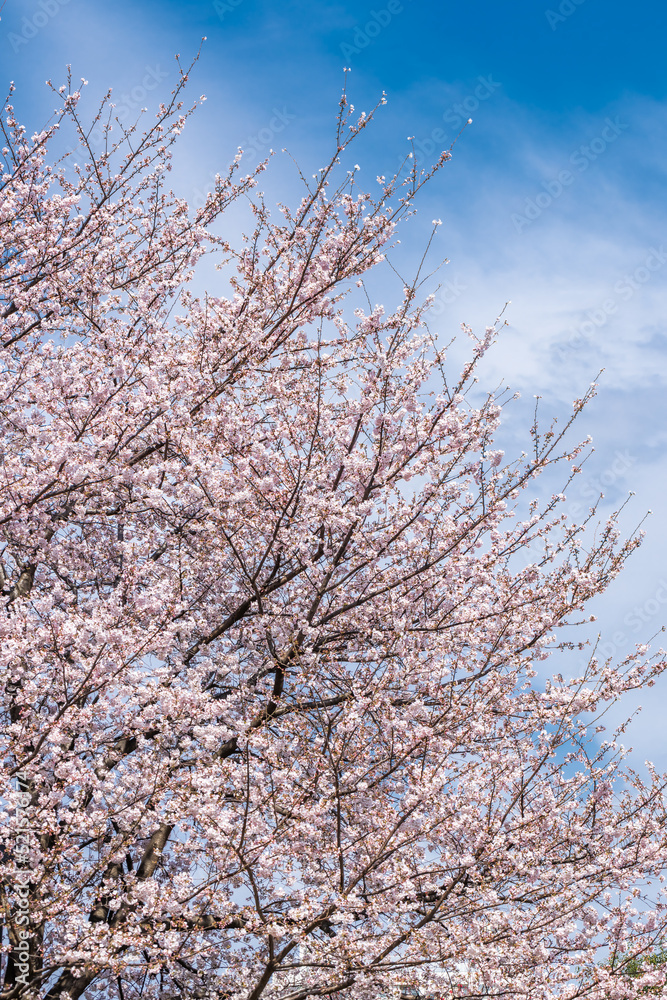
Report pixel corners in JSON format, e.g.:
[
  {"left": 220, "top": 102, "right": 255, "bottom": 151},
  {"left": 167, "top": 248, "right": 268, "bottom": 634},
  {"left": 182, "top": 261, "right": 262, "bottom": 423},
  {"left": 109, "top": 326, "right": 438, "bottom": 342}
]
[{"left": 3, "top": 0, "right": 667, "bottom": 764}]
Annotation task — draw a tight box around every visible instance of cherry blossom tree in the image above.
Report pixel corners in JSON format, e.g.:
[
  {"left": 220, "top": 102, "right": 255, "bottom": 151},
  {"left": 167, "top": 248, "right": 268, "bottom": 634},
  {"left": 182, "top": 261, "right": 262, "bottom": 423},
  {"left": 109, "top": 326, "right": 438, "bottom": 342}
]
[{"left": 1, "top": 61, "right": 667, "bottom": 1000}]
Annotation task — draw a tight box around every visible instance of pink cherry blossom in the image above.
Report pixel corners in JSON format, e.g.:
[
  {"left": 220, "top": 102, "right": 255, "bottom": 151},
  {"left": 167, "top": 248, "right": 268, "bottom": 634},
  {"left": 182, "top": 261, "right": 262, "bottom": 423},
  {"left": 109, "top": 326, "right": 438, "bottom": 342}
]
[{"left": 0, "top": 63, "right": 666, "bottom": 1000}]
